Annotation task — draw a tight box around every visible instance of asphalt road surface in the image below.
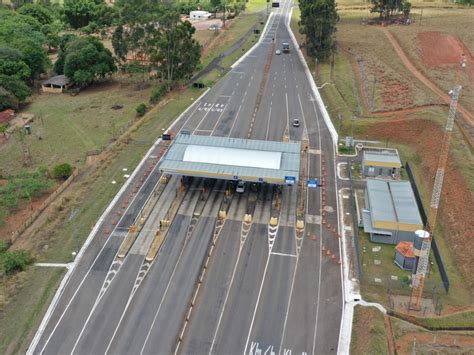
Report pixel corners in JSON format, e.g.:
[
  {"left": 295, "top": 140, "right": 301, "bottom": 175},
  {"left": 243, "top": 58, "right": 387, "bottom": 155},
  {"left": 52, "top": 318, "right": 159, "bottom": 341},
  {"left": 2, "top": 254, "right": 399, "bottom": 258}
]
[{"left": 31, "top": 1, "right": 343, "bottom": 354}]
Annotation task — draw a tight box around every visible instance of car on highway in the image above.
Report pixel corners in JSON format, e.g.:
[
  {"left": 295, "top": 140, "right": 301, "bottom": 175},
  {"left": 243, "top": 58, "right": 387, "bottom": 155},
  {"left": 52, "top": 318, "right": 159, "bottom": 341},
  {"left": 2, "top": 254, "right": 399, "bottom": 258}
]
[
  {"left": 209, "top": 25, "right": 219, "bottom": 30},
  {"left": 236, "top": 180, "right": 245, "bottom": 193},
  {"left": 292, "top": 118, "right": 300, "bottom": 127},
  {"left": 275, "top": 49, "right": 281, "bottom": 55}
]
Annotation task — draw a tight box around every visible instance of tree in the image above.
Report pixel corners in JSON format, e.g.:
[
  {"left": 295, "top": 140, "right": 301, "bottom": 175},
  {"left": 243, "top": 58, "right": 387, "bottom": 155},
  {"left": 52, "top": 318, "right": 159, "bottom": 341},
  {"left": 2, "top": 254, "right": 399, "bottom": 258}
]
[
  {"left": 53, "top": 163, "right": 73, "bottom": 179},
  {"left": 0, "top": 12, "right": 49, "bottom": 79},
  {"left": 112, "top": 24, "right": 128, "bottom": 64},
  {"left": 0, "top": 87, "right": 19, "bottom": 111},
  {"left": 0, "top": 74, "right": 32, "bottom": 103},
  {"left": 63, "top": 0, "right": 100, "bottom": 29},
  {"left": 54, "top": 34, "right": 77, "bottom": 74},
  {"left": 149, "top": 12, "right": 201, "bottom": 82},
  {"left": 299, "top": 0, "right": 339, "bottom": 61},
  {"left": 62, "top": 36, "right": 117, "bottom": 88},
  {"left": 370, "top": 0, "right": 411, "bottom": 19},
  {"left": 0, "top": 59, "right": 31, "bottom": 81},
  {"left": 41, "top": 21, "right": 62, "bottom": 51},
  {"left": 18, "top": 3, "right": 54, "bottom": 25}
]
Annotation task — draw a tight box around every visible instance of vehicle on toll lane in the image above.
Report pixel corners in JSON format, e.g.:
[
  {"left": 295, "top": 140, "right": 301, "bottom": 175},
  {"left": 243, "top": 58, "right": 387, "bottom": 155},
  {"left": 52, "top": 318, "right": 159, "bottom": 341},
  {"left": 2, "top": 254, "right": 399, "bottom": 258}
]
[
  {"left": 282, "top": 42, "right": 290, "bottom": 53},
  {"left": 236, "top": 181, "right": 245, "bottom": 193},
  {"left": 292, "top": 118, "right": 300, "bottom": 127}
]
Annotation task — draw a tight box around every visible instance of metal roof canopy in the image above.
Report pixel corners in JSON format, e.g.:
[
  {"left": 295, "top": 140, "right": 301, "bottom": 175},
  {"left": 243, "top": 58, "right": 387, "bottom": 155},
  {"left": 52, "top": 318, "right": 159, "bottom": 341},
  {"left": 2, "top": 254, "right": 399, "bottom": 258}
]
[
  {"left": 158, "top": 134, "right": 301, "bottom": 184},
  {"left": 366, "top": 179, "right": 423, "bottom": 226},
  {"left": 363, "top": 149, "right": 401, "bottom": 168}
]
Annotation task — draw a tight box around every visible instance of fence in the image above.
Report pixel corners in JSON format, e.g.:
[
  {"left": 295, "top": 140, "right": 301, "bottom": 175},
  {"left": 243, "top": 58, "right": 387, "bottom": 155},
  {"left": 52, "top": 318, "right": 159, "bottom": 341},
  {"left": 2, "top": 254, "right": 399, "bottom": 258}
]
[
  {"left": 348, "top": 161, "right": 363, "bottom": 279},
  {"left": 405, "top": 162, "right": 450, "bottom": 293},
  {"left": 10, "top": 169, "right": 79, "bottom": 243}
]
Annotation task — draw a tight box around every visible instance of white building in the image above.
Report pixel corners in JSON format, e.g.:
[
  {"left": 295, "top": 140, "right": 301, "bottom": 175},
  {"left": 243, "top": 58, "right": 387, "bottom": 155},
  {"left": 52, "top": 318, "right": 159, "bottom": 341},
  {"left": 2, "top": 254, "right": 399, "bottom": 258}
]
[{"left": 190, "top": 11, "right": 212, "bottom": 20}]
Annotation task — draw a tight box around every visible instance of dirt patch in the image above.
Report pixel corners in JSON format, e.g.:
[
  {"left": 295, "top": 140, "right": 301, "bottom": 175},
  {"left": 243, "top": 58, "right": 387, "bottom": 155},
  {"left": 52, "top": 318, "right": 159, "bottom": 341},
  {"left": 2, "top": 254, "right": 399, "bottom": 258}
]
[
  {"left": 0, "top": 194, "right": 51, "bottom": 243},
  {"left": 396, "top": 331, "right": 474, "bottom": 354},
  {"left": 367, "top": 118, "right": 474, "bottom": 291},
  {"left": 418, "top": 31, "right": 472, "bottom": 68}
]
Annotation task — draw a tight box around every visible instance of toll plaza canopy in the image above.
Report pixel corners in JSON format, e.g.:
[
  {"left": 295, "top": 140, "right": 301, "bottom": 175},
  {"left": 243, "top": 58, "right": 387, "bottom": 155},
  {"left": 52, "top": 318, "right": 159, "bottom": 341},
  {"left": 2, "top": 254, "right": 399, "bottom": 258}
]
[{"left": 158, "top": 134, "right": 301, "bottom": 185}]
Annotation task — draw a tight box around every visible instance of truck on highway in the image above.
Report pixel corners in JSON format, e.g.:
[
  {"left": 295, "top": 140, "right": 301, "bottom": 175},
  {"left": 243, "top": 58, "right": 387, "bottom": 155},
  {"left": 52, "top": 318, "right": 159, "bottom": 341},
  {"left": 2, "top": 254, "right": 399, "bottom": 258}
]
[{"left": 282, "top": 42, "right": 290, "bottom": 53}]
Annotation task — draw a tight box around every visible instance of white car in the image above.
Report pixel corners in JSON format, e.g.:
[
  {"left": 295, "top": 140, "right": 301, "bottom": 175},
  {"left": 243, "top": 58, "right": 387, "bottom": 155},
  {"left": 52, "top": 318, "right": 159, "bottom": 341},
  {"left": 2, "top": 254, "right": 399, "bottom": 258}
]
[
  {"left": 275, "top": 49, "right": 281, "bottom": 55},
  {"left": 236, "top": 180, "right": 245, "bottom": 193}
]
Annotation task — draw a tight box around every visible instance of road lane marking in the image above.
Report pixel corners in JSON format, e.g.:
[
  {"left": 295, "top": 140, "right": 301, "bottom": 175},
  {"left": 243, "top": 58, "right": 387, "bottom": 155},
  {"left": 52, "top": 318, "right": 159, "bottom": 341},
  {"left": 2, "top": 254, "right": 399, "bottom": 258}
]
[
  {"left": 228, "top": 104, "right": 243, "bottom": 137},
  {"left": 270, "top": 252, "right": 297, "bottom": 258}
]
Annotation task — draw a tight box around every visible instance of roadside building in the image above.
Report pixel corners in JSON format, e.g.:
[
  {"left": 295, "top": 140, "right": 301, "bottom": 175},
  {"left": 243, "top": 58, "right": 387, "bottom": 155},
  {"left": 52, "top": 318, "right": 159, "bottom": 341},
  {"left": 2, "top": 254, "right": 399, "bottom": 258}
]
[
  {"left": 41, "top": 75, "right": 71, "bottom": 93},
  {"left": 394, "top": 241, "right": 416, "bottom": 270},
  {"left": 363, "top": 179, "right": 423, "bottom": 244},
  {"left": 189, "top": 11, "right": 212, "bottom": 20},
  {"left": 362, "top": 149, "right": 401, "bottom": 178}
]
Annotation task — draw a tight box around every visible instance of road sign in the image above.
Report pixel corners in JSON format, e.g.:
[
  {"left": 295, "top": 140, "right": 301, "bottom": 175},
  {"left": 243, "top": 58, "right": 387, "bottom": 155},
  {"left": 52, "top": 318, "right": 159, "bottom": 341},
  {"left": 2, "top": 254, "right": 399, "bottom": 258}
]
[
  {"left": 285, "top": 176, "right": 296, "bottom": 185},
  {"left": 258, "top": 178, "right": 264, "bottom": 182},
  {"left": 233, "top": 175, "right": 239, "bottom": 180},
  {"left": 307, "top": 179, "right": 318, "bottom": 188}
]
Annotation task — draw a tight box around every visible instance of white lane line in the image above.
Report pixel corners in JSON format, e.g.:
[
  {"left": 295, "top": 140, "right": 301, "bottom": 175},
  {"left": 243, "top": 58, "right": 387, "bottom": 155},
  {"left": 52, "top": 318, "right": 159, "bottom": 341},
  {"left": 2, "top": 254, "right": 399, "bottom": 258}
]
[
  {"left": 209, "top": 227, "right": 253, "bottom": 354},
  {"left": 228, "top": 104, "right": 243, "bottom": 137},
  {"left": 270, "top": 252, "right": 297, "bottom": 258},
  {"left": 211, "top": 99, "right": 231, "bottom": 135},
  {"left": 285, "top": 92, "right": 290, "bottom": 137},
  {"left": 265, "top": 106, "right": 272, "bottom": 141},
  {"left": 193, "top": 103, "right": 215, "bottom": 133},
  {"left": 243, "top": 253, "right": 272, "bottom": 355}
]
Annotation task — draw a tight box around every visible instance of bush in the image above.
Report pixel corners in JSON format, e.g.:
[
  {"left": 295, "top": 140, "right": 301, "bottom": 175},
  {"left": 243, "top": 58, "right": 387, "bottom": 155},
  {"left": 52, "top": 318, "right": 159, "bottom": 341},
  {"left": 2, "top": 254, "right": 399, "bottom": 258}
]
[
  {"left": 2, "top": 250, "right": 33, "bottom": 275},
  {"left": 0, "top": 240, "right": 10, "bottom": 254},
  {"left": 135, "top": 103, "right": 147, "bottom": 117},
  {"left": 149, "top": 82, "right": 170, "bottom": 104},
  {"left": 53, "top": 163, "right": 73, "bottom": 179}
]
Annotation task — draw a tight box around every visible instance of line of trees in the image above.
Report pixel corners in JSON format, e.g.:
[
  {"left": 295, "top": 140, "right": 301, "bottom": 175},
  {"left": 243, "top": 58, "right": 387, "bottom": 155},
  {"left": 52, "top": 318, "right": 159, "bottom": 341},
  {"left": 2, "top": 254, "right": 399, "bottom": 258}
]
[{"left": 370, "top": 0, "right": 412, "bottom": 19}]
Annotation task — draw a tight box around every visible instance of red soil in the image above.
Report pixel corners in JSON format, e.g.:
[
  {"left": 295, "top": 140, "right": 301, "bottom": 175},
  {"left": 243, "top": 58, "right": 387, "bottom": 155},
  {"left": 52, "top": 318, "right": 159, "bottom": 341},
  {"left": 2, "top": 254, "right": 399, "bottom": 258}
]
[
  {"left": 367, "top": 118, "right": 474, "bottom": 290},
  {"left": 418, "top": 31, "right": 472, "bottom": 68}
]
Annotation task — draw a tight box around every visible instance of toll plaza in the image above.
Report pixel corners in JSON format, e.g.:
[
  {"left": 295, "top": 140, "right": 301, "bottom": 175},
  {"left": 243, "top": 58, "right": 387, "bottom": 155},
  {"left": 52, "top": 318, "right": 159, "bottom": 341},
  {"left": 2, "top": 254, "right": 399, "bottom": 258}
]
[{"left": 157, "top": 133, "right": 301, "bottom": 186}]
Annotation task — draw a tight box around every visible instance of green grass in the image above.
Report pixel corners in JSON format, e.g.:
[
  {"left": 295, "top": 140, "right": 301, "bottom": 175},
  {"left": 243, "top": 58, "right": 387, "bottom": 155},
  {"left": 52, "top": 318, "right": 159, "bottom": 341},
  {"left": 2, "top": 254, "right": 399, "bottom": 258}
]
[
  {"left": 0, "top": 81, "right": 150, "bottom": 176},
  {"left": 351, "top": 306, "right": 389, "bottom": 354},
  {"left": 412, "top": 310, "right": 474, "bottom": 329},
  {"left": 246, "top": 0, "right": 269, "bottom": 13},
  {"left": 0, "top": 267, "right": 65, "bottom": 355},
  {"left": 201, "top": 13, "right": 262, "bottom": 68}
]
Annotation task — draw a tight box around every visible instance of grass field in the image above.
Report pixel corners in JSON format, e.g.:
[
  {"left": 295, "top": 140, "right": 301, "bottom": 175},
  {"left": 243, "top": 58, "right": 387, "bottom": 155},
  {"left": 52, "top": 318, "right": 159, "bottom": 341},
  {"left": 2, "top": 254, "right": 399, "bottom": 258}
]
[
  {"left": 350, "top": 306, "right": 389, "bottom": 354},
  {"left": 0, "top": 81, "right": 150, "bottom": 175}
]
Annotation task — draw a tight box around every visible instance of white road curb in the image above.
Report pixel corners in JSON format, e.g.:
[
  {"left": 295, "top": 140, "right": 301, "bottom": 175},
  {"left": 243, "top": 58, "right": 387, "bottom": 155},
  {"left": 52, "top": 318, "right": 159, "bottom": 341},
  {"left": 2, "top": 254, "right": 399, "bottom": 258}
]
[{"left": 27, "top": 88, "right": 210, "bottom": 355}]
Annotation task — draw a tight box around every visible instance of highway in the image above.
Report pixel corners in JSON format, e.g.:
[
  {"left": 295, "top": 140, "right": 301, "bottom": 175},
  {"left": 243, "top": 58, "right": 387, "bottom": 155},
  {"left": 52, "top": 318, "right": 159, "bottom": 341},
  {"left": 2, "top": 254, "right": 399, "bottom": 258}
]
[{"left": 30, "top": 0, "right": 343, "bottom": 354}]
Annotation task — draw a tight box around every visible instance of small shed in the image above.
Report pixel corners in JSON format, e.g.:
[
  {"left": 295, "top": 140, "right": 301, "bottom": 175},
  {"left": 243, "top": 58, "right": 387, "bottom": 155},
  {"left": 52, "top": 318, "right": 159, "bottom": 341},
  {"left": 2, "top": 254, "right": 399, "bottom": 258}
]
[
  {"left": 190, "top": 10, "right": 212, "bottom": 20},
  {"left": 362, "top": 149, "right": 401, "bottom": 178},
  {"left": 394, "top": 241, "right": 416, "bottom": 270},
  {"left": 41, "top": 75, "right": 71, "bottom": 93}
]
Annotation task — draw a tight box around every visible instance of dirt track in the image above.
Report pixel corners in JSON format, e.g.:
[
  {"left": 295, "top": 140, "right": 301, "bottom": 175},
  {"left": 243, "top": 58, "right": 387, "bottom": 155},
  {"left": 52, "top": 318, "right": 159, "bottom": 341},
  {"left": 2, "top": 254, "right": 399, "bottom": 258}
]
[{"left": 381, "top": 27, "right": 474, "bottom": 126}]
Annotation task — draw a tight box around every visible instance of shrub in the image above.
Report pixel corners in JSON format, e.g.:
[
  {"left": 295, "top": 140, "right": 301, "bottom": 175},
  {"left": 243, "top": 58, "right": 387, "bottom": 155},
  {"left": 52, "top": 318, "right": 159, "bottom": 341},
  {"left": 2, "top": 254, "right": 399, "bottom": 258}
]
[
  {"left": 135, "top": 103, "right": 147, "bottom": 117},
  {"left": 149, "top": 82, "right": 170, "bottom": 104},
  {"left": 0, "top": 240, "right": 10, "bottom": 254},
  {"left": 2, "top": 250, "right": 33, "bottom": 275},
  {"left": 53, "top": 163, "right": 73, "bottom": 179}
]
